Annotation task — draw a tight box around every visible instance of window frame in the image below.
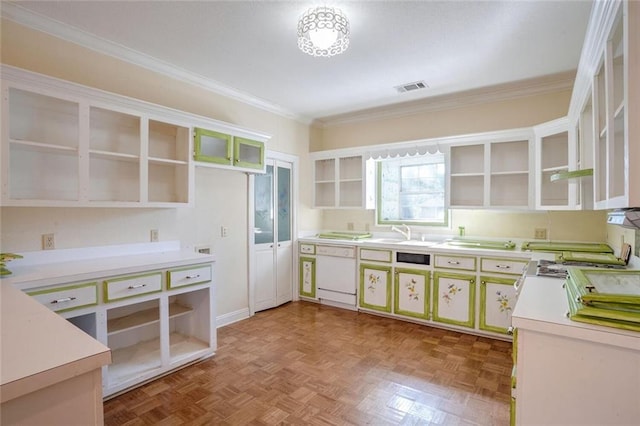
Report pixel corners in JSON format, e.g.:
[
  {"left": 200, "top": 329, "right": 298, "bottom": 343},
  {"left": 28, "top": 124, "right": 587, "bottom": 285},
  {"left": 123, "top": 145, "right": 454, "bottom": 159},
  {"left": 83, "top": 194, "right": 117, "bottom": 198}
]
[{"left": 375, "top": 154, "right": 449, "bottom": 227}]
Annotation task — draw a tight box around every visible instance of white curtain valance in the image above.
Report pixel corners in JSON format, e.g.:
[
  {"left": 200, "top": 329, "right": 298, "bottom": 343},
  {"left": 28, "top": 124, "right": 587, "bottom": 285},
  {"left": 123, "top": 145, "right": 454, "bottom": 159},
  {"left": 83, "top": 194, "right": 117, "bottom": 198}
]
[{"left": 364, "top": 143, "right": 442, "bottom": 160}]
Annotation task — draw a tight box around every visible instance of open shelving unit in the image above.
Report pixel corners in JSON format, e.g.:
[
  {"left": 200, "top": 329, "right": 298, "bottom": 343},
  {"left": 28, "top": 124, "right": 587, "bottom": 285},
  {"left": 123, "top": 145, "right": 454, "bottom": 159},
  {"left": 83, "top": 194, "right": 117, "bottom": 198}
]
[
  {"left": 312, "top": 154, "right": 365, "bottom": 209},
  {"left": 1, "top": 68, "right": 195, "bottom": 207}
]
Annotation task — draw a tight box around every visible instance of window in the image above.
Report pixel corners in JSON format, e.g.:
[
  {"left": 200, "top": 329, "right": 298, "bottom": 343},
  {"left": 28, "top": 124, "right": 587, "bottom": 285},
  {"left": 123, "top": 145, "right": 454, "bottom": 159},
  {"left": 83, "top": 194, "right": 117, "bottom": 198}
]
[{"left": 376, "top": 153, "right": 447, "bottom": 226}]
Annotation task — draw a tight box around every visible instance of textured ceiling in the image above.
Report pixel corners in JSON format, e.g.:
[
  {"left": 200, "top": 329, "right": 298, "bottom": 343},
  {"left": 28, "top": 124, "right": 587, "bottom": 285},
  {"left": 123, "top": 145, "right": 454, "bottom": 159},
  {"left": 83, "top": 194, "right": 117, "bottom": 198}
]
[{"left": 4, "top": 1, "right": 593, "bottom": 121}]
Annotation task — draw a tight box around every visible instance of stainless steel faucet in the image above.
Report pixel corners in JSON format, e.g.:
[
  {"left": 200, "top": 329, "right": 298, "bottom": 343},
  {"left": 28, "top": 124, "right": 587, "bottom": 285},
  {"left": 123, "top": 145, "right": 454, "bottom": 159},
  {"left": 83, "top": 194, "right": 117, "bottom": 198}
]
[{"left": 391, "top": 224, "right": 411, "bottom": 240}]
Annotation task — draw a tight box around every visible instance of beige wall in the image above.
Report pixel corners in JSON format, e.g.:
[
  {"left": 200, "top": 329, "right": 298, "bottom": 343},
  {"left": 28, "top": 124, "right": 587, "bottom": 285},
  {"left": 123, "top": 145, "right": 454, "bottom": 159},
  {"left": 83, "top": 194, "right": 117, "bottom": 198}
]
[
  {"left": 313, "top": 79, "right": 614, "bottom": 245},
  {"left": 0, "top": 20, "right": 322, "bottom": 318}
]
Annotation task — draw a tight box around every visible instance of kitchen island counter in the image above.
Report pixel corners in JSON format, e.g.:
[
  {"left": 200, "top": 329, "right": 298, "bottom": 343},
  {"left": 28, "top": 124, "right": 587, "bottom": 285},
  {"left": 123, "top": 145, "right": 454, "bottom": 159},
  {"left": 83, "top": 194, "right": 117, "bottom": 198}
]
[{"left": 1, "top": 283, "right": 111, "bottom": 425}]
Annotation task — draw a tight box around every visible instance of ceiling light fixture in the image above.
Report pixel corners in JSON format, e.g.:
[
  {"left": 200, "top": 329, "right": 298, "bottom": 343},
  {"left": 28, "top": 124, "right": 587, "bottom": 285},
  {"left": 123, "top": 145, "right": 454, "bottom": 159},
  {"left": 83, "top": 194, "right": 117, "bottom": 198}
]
[{"left": 297, "top": 6, "right": 350, "bottom": 57}]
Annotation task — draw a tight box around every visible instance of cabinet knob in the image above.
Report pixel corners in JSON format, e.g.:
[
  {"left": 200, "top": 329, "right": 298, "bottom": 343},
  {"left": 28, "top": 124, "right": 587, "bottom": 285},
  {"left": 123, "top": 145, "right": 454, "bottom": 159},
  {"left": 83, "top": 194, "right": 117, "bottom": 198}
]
[
  {"left": 507, "top": 326, "right": 514, "bottom": 335},
  {"left": 481, "top": 280, "right": 486, "bottom": 285}
]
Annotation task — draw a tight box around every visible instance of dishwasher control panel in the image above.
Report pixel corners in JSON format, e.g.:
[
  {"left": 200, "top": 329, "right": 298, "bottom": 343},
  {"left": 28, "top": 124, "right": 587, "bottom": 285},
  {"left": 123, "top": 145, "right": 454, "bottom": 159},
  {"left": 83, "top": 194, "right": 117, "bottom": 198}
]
[{"left": 316, "top": 245, "right": 356, "bottom": 258}]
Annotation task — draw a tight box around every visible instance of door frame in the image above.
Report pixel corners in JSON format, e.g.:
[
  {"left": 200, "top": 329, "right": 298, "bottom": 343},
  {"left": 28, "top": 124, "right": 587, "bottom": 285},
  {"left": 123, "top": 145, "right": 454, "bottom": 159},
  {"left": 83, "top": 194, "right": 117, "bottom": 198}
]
[{"left": 248, "top": 150, "right": 298, "bottom": 316}]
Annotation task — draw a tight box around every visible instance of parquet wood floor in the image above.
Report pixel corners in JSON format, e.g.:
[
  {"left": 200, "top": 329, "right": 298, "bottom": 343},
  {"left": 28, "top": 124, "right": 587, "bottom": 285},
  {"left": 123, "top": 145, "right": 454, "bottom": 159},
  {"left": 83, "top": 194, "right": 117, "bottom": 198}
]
[{"left": 104, "top": 301, "right": 513, "bottom": 425}]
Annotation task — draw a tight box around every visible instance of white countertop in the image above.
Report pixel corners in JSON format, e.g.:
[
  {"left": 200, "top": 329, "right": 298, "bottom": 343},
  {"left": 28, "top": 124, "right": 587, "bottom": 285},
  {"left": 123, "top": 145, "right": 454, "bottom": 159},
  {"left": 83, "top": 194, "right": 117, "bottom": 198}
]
[
  {"left": 298, "top": 235, "right": 548, "bottom": 259},
  {"left": 2, "top": 241, "right": 216, "bottom": 291},
  {"left": 0, "top": 284, "right": 111, "bottom": 402},
  {"left": 512, "top": 275, "right": 640, "bottom": 350}
]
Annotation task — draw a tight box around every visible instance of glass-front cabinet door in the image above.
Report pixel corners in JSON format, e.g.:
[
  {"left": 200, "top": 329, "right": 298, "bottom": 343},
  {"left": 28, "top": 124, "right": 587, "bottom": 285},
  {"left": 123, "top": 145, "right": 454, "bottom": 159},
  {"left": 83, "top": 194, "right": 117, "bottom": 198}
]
[
  {"left": 235, "top": 137, "right": 265, "bottom": 170},
  {"left": 193, "top": 127, "right": 232, "bottom": 165}
]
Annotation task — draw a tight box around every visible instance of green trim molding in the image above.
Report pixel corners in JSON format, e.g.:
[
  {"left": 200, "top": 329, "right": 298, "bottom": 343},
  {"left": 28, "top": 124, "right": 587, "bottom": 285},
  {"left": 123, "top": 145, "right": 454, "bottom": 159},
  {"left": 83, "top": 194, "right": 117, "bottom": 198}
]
[
  {"left": 167, "top": 265, "right": 211, "bottom": 289},
  {"left": 194, "top": 127, "right": 233, "bottom": 165},
  {"left": 479, "top": 275, "right": 517, "bottom": 334},
  {"left": 27, "top": 282, "right": 98, "bottom": 313}
]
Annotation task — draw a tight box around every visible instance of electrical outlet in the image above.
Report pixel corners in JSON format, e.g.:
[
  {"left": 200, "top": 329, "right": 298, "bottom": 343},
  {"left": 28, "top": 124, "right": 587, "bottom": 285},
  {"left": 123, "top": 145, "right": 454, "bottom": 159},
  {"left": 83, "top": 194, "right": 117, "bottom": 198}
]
[
  {"left": 221, "top": 226, "right": 228, "bottom": 237},
  {"left": 150, "top": 229, "right": 159, "bottom": 242},
  {"left": 42, "top": 233, "right": 55, "bottom": 250},
  {"left": 534, "top": 228, "right": 548, "bottom": 240}
]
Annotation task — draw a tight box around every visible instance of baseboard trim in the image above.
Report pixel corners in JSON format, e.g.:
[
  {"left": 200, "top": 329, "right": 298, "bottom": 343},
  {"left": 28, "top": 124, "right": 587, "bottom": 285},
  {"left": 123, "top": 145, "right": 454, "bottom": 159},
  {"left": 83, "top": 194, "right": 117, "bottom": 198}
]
[{"left": 216, "top": 308, "right": 251, "bottom": 328}]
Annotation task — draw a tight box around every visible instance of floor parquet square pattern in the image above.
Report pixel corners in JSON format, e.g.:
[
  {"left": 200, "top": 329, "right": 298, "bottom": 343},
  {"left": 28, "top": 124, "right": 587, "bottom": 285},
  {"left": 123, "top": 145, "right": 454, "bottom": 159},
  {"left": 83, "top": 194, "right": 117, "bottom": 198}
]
[{"left": 104, "top": 301, "right": 513, "bottom": 425}]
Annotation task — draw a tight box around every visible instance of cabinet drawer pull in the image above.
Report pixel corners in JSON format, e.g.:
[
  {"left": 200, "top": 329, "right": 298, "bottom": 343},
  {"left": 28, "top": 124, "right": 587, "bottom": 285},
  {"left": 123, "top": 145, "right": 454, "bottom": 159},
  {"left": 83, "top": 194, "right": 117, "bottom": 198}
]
[
  {"left": 448, "top": 260, "right": 460, "bottom": 265},
  {"left": 185, "top": 274, "right": 200, "bottom": 279},
  {"left": 507, "top": 326, "right": 514, "bottom": 335},
  {"left": 496, "top": 264, "right": 511, "bottom": 269},
  {"left": 128, "top": 284, "right": 147, "bottom": 289},
  {"left": 50, "top": 296, "right": 76, "bottom": 304}
]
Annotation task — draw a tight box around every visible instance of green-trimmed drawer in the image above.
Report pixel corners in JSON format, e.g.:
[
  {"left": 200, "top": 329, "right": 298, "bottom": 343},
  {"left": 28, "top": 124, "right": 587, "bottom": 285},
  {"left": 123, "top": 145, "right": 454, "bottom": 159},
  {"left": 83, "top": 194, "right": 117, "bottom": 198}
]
[
  {"left": 434, "top": 254, "right": 476, "bottom": 271},
  {"left": 168, "top": 265, "right": 211, "bottom": 289},
  {"left": 480, "top": 257, "right": 528, "bottom": 275},
  {"left": 27, "top": 282, "right": 98, "bottom": 313},
  {"left": 104, "top": 272, "right": 162, "bottom": 302}
]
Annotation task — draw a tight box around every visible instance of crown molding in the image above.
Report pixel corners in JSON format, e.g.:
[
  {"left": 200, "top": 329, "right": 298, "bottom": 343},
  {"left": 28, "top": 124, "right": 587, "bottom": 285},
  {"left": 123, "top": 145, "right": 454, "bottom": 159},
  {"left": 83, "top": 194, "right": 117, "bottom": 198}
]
[
  {"left": 1, "top": 2, "right": 312, "bottom": 124},
  {"left": 315, "top": 71, "right": 575, "bottom": 128}
]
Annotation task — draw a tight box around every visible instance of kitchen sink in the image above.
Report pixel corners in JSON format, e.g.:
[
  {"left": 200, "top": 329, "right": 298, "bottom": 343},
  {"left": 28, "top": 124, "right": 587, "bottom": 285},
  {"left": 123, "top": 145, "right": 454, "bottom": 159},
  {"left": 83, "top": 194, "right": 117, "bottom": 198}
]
[{"left": 443, "top": 239, "right": 516, "bottom": 250}]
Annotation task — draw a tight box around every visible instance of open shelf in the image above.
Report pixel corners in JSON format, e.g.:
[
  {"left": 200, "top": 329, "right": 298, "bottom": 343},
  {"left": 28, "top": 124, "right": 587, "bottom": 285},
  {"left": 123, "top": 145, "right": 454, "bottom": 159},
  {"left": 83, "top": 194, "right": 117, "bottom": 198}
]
[
  {"left": 169, "top": 333, "right": 210, "bottom": 365},
  {"left": 148, "top": 120, "right": 189, "bottom": 163},
  {"left": 108, "top": 337, "right": 163, "bottom": 385},
  {"left": 107, "top": 302, "right": 192, "bottom": 335},
  {"left": 90, "top": 107, "right": 140, "bottom": 156},
  {"left": 8, "top": 87, "right": 79, "bottom": 150}
]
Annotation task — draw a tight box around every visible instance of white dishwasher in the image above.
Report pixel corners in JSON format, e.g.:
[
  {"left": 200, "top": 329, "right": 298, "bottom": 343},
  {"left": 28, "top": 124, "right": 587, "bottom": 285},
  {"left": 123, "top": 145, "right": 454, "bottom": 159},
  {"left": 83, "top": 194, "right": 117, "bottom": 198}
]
[{"left": 315, "top": 244, "right": 357, "bottom": 308}]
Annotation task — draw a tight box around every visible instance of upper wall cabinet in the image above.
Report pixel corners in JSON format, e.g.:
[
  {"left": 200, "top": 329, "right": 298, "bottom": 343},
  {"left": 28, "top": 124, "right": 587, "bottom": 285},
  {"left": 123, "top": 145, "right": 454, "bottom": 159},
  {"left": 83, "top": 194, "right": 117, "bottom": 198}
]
[
  {"left": 448, "top": 130, "right": 533, "bottom": 209},
  {"left": 2, "top": 82, "right": 192, "bottom": 207},
  {"left": 312, "top": 154, "right": 364, "bottom": 209},
  {"left": 569, "top": 0, "right": 639, "bottom": 209},
  {"left": 1, "top": 66, "right": 271, "bottom": 207},
  {"left": 194, "top": 128, "right": 265, "bottom": 172},
  {"left": 534, "top": 117, "right": 576, "bottom": 210}
]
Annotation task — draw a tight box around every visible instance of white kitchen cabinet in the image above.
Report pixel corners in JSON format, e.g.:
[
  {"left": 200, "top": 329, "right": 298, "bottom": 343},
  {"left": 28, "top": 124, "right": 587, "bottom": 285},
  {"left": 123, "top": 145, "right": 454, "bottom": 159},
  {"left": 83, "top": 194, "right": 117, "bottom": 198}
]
[
  {"left": 253, "top": 160, "right": 293, "bottom": 312},
  {"left": 478, "top": 275, "right": 517, "bottom": 334},
  {"left": 534, "top": 115, "right": 593, "bottom": 210},
  {"left": 359, "top": 263, "right": 392, "bottom": 313},
  {"left": 299, "top": 255, "right": 316, "bottom": 298},
  {"left": 512, "top": 276, "right": 640, "bottom": 425},
  {"left": 568, "top": 1, "right": 639, "bottom": 209},
  {"left": 312, "top": 154, "right": 364, "bottom": 208},
  {"left": 1, "top": 69, "right": 194, "bottom": 207},
  {"left": 448, "top": 130, "right": 532, "bottom": 209},
  {"left": 12, "top": 249, "right": 216, "bottom": 399},
  {"left": 393, "top": 267, "right": 430, "bottom": 320},
  {"left": 432, "top": 271, "right": 475, "bottom": 328}
]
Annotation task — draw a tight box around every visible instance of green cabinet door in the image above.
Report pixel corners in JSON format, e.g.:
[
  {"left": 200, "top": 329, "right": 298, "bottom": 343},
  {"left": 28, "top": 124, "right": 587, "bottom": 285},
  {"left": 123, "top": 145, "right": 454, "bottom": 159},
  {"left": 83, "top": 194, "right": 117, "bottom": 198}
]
[
  {"left": 234, "top": 137, "right": 265, "bottom": 170},
  {"left": 432, "top": 271, "right": 476, "bottom": 328},
  {"left": 479, "top": 275, "right": 517, "bottom": 334},
  {"left": 299, "top": 257, "right": 316, "bottom": 298},
  {"left": 393, "top": 268, "right": 430, "bottom": 320},
  {"left": 359, "top": 263, "right": 392, "bottom": 312},
  {"left": 194, "top": 127, "right": 233, "bottom": 165}
]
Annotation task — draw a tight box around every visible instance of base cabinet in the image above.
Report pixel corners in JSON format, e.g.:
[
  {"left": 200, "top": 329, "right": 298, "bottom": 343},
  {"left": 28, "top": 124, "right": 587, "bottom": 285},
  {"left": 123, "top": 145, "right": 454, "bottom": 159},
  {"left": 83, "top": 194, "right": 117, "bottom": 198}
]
[
  {"left": 359, "top": 263, "right": 392, "bottom": 312},
  {"left": 393, "top": 268, "right": 430, "bottom": 320},
  {"left": 299, "top": 256, "right": 316, "bottom": 298},
  {"left": 479, "top": 276, "right": 518, "bottom": 334},
  {"left": 24, "top": 261, "right": 216, "bottom": 398},
  {"left": 432, "top": 271, "right": 476, "bottom": 328}
]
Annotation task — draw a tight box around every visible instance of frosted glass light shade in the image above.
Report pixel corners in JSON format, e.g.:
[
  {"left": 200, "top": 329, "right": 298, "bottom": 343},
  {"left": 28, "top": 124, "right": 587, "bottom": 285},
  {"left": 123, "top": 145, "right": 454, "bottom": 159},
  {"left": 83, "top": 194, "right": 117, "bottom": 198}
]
[{"left": 297, "top": 6, "right": 350, "bottom": 57}]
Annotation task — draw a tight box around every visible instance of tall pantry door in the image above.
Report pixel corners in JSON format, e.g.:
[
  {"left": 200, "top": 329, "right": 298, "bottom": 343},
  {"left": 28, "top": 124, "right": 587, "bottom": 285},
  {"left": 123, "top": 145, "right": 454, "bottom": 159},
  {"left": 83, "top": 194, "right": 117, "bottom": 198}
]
[{"left": 253, "top": 159, "right": 292, "bottom": 311}]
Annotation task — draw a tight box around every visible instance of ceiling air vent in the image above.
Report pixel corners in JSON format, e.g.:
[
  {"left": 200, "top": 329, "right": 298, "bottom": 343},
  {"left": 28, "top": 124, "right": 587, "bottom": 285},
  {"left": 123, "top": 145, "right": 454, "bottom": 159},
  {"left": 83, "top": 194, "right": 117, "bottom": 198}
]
[{"left": 395, "top": 80, "right": 428, "bottom": 93}]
